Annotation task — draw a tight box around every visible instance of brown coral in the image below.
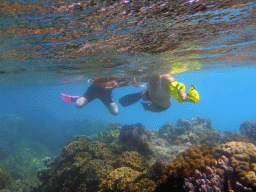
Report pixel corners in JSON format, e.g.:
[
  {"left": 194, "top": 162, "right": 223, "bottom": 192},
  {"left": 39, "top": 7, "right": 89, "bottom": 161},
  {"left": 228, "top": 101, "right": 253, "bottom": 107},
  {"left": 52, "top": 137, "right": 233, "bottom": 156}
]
[
  {"left": 215, "top": 141, "right": 256, "bottom": 187},
  {"left": 134, "top": 178, "right": 156, "bottom": 192},
  {"left": 34, "top": 135, "right": 157, "bottom": 192},
  {"left": 100, "top": 167, "right": 141, "bottom": 191},
  {"left": 161, "top": 144, "right": 217, "bottom": 183},
  {"left": 100, "top": 167, "right": 156, "bottom": 192},
  {"left": 117, "top": 151, "right": 150, "bottom": 172}
]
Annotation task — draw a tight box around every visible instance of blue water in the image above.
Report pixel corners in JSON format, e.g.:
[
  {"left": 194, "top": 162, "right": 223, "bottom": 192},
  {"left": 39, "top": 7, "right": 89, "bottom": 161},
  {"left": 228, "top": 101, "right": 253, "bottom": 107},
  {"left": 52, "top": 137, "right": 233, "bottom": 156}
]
[{"left": 1, "top": 66, "right": 255, "bottom": 133}]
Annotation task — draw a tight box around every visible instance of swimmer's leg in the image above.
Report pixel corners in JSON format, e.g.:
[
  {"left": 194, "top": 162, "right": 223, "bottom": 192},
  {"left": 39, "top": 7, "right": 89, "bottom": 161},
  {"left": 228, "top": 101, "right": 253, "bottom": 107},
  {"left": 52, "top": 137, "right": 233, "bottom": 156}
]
[
  {"left": 75, "top": 86, "right": 96, "bottom": 109},
  {"left": 75, "top": 96, "right": 89, "bottom": 109},
  {"left": 119, "top": 92, "right": 142, "bottom": 107},
  {"left": 100, "top": 89, "right": 119, "bottom": 116},
  {"left": 105, "top": 102, "right": 119, "bottom": 116},
  {"left": 141, "top": 90, "right": 152, "bottom": 101}
]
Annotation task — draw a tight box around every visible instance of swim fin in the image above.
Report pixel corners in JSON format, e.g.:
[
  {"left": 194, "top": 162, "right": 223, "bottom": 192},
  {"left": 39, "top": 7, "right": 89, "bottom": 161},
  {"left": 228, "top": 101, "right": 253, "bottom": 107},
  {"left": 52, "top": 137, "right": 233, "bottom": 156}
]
[
  {"left": 139, "top": 100, "right": 151, "bottom": 111},
  {"left": 61, "top": 93, "right": 79, "bottom": 103},
  {"left": 119, "top": 92, "right": 142, "bottom": 107}
]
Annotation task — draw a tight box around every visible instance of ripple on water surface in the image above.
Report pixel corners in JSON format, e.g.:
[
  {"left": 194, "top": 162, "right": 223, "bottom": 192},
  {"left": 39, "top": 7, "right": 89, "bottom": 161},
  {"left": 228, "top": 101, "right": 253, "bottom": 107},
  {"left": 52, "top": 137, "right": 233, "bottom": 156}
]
[{"left": 0, "top": 0, "right": 255, "bottom": 82}]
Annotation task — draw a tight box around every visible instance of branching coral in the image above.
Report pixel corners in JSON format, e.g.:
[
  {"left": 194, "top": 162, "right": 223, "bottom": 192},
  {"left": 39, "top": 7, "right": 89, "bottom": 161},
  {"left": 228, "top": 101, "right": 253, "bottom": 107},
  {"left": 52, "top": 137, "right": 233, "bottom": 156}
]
[{"left": 161, "top": 144, "right": 217, "bottom": 183}]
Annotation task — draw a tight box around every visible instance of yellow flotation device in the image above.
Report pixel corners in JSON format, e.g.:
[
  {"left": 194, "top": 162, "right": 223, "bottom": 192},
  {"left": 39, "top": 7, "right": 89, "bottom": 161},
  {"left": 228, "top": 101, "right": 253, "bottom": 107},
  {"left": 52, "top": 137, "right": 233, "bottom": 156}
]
[
  {"left": 169, "top": 81, "right": 200, "bottom": 104},
  {"left": 187, "top": 85, "right": 200, "bottom": 104},
  {"left": 169, "top": 81, "right": 186, "bottom": 103}
]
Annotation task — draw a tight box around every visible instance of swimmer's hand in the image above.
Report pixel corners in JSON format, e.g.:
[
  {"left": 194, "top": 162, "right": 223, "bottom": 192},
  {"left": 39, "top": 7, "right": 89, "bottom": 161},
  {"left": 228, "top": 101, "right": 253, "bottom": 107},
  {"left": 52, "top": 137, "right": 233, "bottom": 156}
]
[
  {"left": 104, "top": 80, "right": 119, "bottom": 90},
  {"left": 132, "top": 78, "right": 147, "bottom": 88}
]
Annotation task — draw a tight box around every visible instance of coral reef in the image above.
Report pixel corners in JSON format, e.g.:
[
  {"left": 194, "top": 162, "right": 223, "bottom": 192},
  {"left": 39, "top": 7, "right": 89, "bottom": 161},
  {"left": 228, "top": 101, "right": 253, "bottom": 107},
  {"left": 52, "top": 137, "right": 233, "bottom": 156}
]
[
  {"left": 1, "top": 117, "right": 233, "bottom": 191},
  {"left": 33, "top": 135, "right": 158, "bottom": 192},
  {"left": 119, "top": 123, "right": 152, "bottom": 157},
  {"left": 147, "top": 132, "right": 192, "bottom": 165},
  {"left": 161, "top": 144, "right": 217, "bottom": 183},
  {"left": 222, "top": 131, "right": 256, "bottom": 145},
  {"left": 135, "top": 160, "right": 166, "bottom": 185},
  {"left": 116, "top": 151, "right": 150, "bottom": 172},
  {"left": 240, "top": 120, "right": 256, "bottom": 141},
  {"left": 0, "top": 140, "right": 51, "bottom": 191},
  {"left": 115, "top": 117, "right": 223, "bottom": 166},
  {"left": 0, "top": 168, "right": 11, "bottom": 190},
  {"left": 155, "top": 144, "right": 217, "bottom": 191},
  {"left": 157, "top": 116, "right": 222, "bottom": 147},
  {"left": 176, "top": 116, "right": 214, "bottom": 131},
  {"left": 184, "top": 155, "right": 252, "bottom": 191},
  {"left": 92, "top": 122, "right": 122, "bottom": 143},
  {"left": 215, "top": 141, "right": 256, "bottom": 188}
]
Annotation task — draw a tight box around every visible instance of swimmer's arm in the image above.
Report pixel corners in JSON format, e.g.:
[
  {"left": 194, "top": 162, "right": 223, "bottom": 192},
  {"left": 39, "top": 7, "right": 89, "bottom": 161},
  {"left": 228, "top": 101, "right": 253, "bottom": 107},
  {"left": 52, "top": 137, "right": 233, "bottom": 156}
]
[
  {"left": 104, "top": 80, "right": 130, "bottom": 90},
  {"left": 117, "top": 80, "right": 131, "bottom": 88},
  {"left": 178, "top": 89, "right": 188, "bottom": 101},
  {"left": 162, "top": 74, "right": 188, "bottom": 101},
  {"left": 131, "top": 78, "right": 147, "bottom": 88}
]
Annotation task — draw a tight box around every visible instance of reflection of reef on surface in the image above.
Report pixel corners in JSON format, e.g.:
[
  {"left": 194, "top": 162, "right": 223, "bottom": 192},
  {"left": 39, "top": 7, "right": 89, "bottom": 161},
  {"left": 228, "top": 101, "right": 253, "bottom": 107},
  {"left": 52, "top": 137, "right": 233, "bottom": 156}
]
[{"left": 0, "top": 0, "right": 254, "bottom": 75}]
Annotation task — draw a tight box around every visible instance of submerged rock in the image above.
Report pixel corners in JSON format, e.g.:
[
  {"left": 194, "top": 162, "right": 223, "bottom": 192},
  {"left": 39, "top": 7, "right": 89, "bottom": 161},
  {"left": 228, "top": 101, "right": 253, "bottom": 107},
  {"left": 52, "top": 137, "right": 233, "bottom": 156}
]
[{"left": 119, "top": 123, "right": 152, "bottom": 158}]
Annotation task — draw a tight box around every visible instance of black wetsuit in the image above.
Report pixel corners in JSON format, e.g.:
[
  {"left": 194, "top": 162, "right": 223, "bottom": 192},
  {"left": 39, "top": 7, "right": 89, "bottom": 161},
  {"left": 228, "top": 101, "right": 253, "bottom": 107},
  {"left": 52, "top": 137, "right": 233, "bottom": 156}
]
[{"left": 83, "top": 85, "right": 114, "bottom": 106}]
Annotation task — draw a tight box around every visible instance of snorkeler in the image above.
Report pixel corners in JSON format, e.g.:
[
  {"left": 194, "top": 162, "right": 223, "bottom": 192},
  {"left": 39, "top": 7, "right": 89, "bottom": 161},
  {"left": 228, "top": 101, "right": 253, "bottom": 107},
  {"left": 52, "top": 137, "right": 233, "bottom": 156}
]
[
  {"left": 119, "top": 73, "right": 200, "bottom": 112},
  {"left": 62, "top": 77, "right": 133, "bottom": 116}
]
